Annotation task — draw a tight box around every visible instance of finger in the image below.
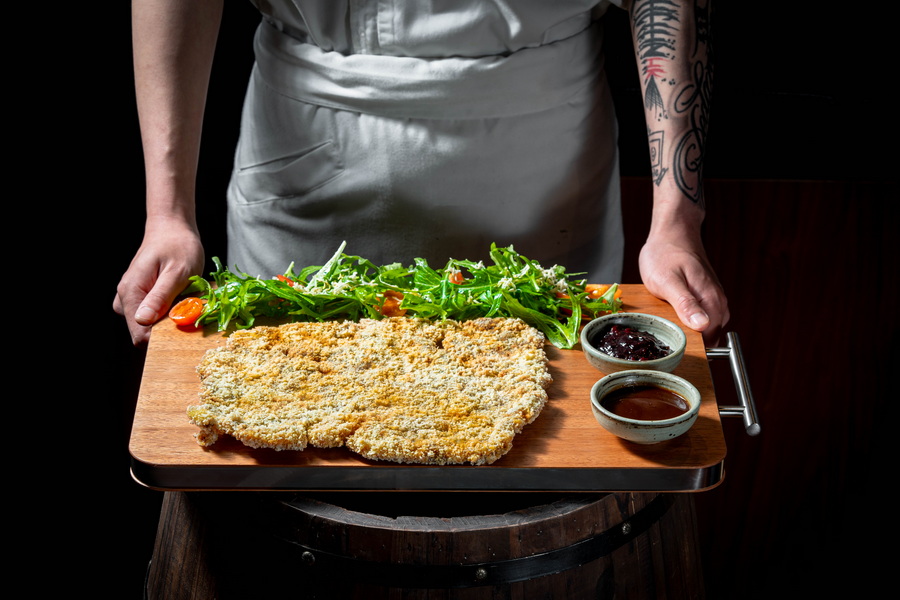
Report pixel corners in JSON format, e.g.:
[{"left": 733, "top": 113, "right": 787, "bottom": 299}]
[
  {"left": 662, "top": 281, "right": 711, "bottom": 332},
  {"left": 113, "top": 291, "right": 153, "bottom": 345},
  {"left": 112, "top": 292, "right": 124, "bottom": 317},
  {"left": 128, "top": 320, "right": 153, "bottom": 346},
  {"left": 700, "top": 322, "right": 721, "bottom": 348},
  {"left": 113, "top": 286, "right": 151, "bottom": 344},
  {"left": 133, "top": 271, "right": 188, "bottom": 326},
  {"left": 699, "top": 295, "right": 730, "bottom": 347}
]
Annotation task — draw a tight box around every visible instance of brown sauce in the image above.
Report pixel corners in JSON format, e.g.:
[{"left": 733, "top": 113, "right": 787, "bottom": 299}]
[{"left": 600, "top": 384, "right": 689, "bottom": 421}]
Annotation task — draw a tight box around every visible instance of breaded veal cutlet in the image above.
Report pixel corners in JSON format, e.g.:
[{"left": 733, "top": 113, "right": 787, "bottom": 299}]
[{"left": 189, "top": 317, "right": 552, "bottom": 465}]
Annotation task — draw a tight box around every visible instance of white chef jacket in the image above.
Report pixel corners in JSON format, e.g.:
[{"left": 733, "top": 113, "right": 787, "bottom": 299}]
[{"left": 227, "top": 0, "right": 627, "bottom": 281}]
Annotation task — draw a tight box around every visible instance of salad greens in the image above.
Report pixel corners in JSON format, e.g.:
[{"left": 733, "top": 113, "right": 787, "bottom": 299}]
[{"left": 179, "top": 242, "right": 622, "bottom": 349}]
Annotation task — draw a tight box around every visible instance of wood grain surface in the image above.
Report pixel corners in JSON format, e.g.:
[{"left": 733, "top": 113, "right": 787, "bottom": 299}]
[{"left": 129, "top": 284, "right": 726, "bottom": 492}]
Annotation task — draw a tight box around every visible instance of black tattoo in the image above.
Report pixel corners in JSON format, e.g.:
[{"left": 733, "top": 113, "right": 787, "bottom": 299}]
[
  {"left": 648, "top": 129, "right": 668, "bottom": 185},
  {"left": 632, "top": 0, "right": 712, "bottom": 206},
  {"left": 632, "top": 0, "right": 679, "bottom": 121},
  {"left": 672, "top": 1, "right": 712, "bottom": 205}
]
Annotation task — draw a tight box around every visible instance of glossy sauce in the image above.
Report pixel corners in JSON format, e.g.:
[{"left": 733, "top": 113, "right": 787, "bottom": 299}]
[
  {"left": 600, "top": 384, "right": 689, "bottom": 421},
  {"left": 591, "top": 324, "right": 671, "bottom": 361}
]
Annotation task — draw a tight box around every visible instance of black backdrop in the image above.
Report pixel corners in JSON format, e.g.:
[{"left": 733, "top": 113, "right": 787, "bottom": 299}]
[{"left": 89, "top": 2, "right": 888, "bottom": 597}]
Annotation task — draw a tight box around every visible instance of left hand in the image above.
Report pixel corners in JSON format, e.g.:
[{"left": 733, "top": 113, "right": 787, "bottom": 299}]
[{"left": 639, "top": 228, "right": 729, "bottom": 346}]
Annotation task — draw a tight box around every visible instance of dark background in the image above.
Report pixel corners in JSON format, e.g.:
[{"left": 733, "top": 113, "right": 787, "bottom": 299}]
[{"left": 91, "top": 2, "right": 892, "bottom": 598}]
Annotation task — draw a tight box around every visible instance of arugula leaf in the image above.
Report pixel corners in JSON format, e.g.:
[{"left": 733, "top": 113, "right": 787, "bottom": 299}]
[{"left": 184, "top": 243, "right": 623, "bottom": 349}]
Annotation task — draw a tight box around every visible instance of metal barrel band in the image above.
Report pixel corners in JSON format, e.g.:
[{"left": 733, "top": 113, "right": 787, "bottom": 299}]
[{"left": 276, "top": 494, "right": 675, "bottom": 589}]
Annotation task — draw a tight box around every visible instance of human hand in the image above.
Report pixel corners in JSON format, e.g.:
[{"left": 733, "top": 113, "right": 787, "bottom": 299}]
[
  {"left": 113, "top": 217, "right": 205, "bottom": 345},
  {"left": 639, "top": 229, "right": 730, "bottom": 347}
]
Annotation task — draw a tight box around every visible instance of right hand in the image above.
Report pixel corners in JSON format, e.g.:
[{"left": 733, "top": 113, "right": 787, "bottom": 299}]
[{"left": 113, "top": 217, "right": 205, "bottom": 345}]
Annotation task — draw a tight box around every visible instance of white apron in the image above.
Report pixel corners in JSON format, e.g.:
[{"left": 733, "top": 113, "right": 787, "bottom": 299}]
[{"left": 227, "top": 0, "right": 626, "bottom": 281}]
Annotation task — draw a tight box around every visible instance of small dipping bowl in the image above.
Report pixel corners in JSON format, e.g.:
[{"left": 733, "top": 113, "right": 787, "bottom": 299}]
[
  {"left": 580, "top": 312, "right": 686, "bottom": 374},
  {"left": 590, "top": 370, "right": 701, "bottom": 444}
]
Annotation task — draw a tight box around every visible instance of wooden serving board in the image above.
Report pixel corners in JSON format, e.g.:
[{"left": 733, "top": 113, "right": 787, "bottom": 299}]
[{"left": 129, "top": 284, "right": 726, "bottom": 492}]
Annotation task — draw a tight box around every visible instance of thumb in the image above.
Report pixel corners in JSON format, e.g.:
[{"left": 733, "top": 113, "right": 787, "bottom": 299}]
[
  {"left": 134, "top": 274, "right": 188, "bottom": 326},
  {"left": 134, "top": 291, "right": 171, "bottom": 326},
  {"left": 667, "top": 288, "right": 710, "bottom": 332}
]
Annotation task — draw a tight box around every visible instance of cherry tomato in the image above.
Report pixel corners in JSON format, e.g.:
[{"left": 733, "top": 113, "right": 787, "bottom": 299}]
[
  {"left": 448, "top": 270, "right": 464, "bottom": 285},
  {"left": 585, "top": 284, "right": 622, "bottom": 300},
  {"left": 169, "top": 297, "right": 207, "bottom": 326},
  {"left": 377, "top": 290, "right": 407, "bottom": 317}
]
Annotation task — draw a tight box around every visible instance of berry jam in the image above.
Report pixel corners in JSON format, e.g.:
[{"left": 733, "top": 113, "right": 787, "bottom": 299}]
[{"left": 591, "top": 324, "right": 672, "bottom": 361}]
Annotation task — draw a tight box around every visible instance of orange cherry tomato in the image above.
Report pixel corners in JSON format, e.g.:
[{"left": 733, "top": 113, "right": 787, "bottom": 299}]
[
  {"left": 585, "top": 284, "right": 622, "bottom": 300},
  {"left": 377, "top": 290, "right": 407, "bottom": 317},
  {"left": 448, "top": 271, "right": 464, "bottom": 285},
  {"left": 169, "top": 297, "right": 207, "bottom": 326},
  {"left": 558, "top": 285, "right": 622, "bottom": 317}
]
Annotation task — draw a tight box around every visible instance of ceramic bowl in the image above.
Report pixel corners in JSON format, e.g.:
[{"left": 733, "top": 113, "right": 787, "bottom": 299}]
[
  {"left": 590, "top": 370, "right": 701, "bottom": 444},
  {"left": 580, "top": 312, "right": 686, "bottom": 374}
]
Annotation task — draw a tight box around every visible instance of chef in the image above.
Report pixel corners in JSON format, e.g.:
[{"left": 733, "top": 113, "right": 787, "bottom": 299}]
[{"left": 114, "top": 0, "right": 728, "bottom": 344}]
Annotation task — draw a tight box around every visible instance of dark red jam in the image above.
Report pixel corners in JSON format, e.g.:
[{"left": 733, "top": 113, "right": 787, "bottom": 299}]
[
  {"left": 591, "top": 324, "right": 671, "bottom": 361},
  {"left": 600, "top": 385, "right": 689, "bottom": 420}
]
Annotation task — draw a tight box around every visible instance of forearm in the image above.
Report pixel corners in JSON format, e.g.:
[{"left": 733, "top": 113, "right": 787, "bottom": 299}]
[
  {"left": 629, "top": 1, "right": 727, "bottom": 338},
  {"left": 132, "top": 0, "right": 223, "bottom": 226},
  {"left": 630, "top": 0, "right": 712, "bottom": 236},
  {"left": 114, "top": 0, "right": 222, "bottom": 344}
]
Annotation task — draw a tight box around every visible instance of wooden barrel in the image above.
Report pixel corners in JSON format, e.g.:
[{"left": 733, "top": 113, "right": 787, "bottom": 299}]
[{"left": 147, "top": 491, "right": 704, "bottom": 600}]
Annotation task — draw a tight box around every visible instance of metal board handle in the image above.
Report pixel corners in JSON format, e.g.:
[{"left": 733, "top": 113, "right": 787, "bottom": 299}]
[{"left": 706, "top": 332, "right": 761, "bottom": 436}]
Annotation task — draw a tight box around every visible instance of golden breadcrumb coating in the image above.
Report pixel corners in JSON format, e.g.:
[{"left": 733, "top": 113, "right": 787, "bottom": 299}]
[{"left": 189, "top": 317, "right": 552, "bottom": 465}]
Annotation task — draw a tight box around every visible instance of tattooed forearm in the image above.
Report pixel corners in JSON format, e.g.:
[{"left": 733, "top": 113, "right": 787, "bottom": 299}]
[
  {"left": 631, "top": 0, "right": 712, "bottom": 205},
  {"left": 632, "top": 0, "right": 680, "bottom": 121}
]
